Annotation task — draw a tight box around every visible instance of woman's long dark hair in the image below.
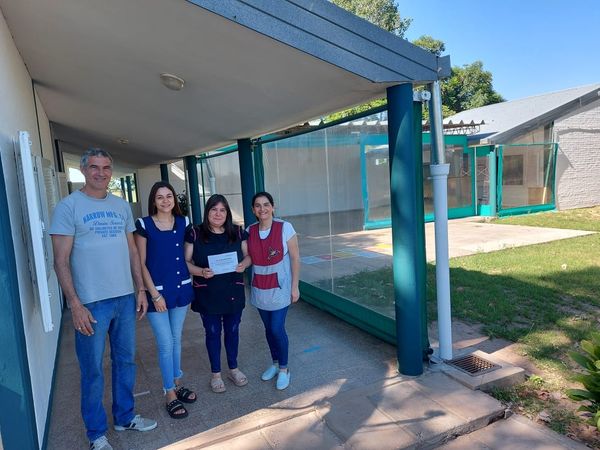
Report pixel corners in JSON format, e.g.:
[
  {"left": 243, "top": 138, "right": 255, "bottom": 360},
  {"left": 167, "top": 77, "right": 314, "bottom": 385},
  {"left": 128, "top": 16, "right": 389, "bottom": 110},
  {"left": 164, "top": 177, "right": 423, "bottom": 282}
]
[
  {"left": 148, "top": 181, "right": 182, "bottom": 216},
  {"left": 199, "top": 194, "right": 238, "bottom": 243}
]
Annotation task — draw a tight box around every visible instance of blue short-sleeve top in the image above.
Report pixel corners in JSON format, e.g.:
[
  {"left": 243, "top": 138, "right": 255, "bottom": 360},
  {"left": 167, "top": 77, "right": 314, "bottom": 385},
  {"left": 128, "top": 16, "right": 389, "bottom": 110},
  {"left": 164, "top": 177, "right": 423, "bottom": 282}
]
[{"left": 135, "top": 215, "right": 193, "bottom": 311}]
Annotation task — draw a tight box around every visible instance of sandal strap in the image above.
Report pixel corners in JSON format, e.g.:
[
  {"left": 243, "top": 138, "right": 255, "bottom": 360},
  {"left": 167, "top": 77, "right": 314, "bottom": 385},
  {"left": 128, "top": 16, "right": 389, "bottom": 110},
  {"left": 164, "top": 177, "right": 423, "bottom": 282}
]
[
  {"left": 175, "top": 385, "right": 196, "bottom": 402},
  {"left": 166, "top": 399, "right": 185, "bottom": 413}
]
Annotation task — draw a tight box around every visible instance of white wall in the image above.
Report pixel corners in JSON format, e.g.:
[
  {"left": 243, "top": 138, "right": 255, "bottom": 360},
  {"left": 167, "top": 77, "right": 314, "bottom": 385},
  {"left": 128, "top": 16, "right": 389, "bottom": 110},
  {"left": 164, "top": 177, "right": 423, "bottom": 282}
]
[
  {"left": 554, "top": 99, "right": 600, "bottom": 210},
  {"left": 0, "top": 10, "right": 61, "bottom": 446}
]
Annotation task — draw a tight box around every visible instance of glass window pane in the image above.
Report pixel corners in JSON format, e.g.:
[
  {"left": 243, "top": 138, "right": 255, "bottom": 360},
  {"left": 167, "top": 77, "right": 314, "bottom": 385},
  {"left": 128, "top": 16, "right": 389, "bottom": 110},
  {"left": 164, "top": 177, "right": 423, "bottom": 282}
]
[
  {"left": 501, "top": 144, "right": 555, "bottom": 209},
  {"left": 200, "top": 153, "right": 244, "bottom": 224},
  {"left": 263, "top": 112, "right": 396, "bottom": 319}
]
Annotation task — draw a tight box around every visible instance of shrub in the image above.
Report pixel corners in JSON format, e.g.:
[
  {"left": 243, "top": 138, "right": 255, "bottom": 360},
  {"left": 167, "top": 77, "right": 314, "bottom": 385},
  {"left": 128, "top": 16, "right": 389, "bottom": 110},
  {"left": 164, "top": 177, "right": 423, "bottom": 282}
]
[{"left": 566, "top": 332, "right": 600, "bottom": 430}]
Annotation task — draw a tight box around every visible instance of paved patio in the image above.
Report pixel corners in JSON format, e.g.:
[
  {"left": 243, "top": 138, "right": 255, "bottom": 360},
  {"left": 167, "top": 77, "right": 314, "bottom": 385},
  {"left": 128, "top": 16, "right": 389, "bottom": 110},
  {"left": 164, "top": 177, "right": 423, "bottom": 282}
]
[{"left": 299, "top": 217, "right": 593, "bottom": 283}]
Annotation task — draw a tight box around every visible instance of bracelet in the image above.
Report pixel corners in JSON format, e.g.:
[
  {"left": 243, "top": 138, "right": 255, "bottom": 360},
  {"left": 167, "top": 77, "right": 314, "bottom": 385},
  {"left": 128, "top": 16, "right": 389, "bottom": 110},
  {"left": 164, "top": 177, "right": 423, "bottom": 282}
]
[{"left": 152, "top": 294, "right": 163, "bottom": 302}]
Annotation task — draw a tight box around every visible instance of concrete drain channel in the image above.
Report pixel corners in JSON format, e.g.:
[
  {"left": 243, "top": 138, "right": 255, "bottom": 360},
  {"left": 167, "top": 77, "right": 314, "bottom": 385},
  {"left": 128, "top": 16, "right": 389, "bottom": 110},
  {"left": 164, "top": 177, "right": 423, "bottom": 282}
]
[{"left": 446, "top": 354, "right": 501, "bottom": 376}]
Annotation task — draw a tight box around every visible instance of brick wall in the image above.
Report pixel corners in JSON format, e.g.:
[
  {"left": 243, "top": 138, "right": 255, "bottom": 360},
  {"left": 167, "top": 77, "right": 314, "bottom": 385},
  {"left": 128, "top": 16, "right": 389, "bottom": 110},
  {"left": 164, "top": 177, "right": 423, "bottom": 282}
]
[{"left": 554, "top": 97, "right": 600, "bottom": 209}]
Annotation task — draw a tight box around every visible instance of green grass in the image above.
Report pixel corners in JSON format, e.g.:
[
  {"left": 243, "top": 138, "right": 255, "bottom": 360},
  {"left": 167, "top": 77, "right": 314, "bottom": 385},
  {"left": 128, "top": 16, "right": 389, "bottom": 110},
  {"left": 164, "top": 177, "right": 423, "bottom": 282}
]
[
  {"left": 495, "top": 206, "right": 600, "bottom": 232},
  {"left": 330, "top": 206, "right": 600, "bottom": 368}
]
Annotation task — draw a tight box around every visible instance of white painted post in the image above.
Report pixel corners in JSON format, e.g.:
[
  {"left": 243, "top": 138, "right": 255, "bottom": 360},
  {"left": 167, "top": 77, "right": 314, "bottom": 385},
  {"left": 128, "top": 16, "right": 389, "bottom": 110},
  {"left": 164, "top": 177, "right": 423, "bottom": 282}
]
[
  {"left": 429, "top": 81, "right": 453, "bottom": 361},
  {"left": 430, "top": 163, "right": 453, "bottom": 360}
]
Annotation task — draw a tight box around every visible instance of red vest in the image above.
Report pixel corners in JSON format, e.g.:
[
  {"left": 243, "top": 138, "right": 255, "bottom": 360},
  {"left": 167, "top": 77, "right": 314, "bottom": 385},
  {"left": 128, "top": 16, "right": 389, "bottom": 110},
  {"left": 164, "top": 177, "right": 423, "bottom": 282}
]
[{"left": 248, "top": 220, "right": 284, "bottom": 290}]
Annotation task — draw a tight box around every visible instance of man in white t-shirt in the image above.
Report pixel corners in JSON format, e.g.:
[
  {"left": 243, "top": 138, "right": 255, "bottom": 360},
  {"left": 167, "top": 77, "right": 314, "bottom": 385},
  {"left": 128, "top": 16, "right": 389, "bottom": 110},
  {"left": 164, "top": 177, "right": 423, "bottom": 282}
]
[{"left": 50, "top": 148, "right": 156, "bottom": 450}]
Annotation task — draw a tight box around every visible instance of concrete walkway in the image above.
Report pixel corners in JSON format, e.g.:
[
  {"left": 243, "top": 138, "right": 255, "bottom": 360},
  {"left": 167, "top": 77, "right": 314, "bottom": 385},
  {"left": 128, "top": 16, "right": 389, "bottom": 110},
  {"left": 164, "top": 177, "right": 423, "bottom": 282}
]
[
  {"left": 45, "top": 220, "right": 595, "bottom": 449},
  {"left": 47, "top": 304, "right": 590, "bottom": 450}
]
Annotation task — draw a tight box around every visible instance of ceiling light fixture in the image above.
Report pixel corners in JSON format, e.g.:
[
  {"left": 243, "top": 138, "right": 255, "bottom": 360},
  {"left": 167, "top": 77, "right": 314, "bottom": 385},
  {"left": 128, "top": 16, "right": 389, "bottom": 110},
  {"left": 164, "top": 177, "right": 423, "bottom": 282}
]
[
  {"left": 117, "top": 138, "right": 129, "bottom": 145},
  {"left": 160, "top": 73, "right": 185, "bottom": 91}
]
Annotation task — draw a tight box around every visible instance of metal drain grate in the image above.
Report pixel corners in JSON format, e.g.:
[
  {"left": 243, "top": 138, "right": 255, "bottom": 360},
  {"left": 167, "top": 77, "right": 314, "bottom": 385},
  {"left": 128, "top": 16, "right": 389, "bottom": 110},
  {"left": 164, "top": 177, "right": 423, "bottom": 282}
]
[{"left": 446, "top": 354, "right": 501, "bottom": 377}]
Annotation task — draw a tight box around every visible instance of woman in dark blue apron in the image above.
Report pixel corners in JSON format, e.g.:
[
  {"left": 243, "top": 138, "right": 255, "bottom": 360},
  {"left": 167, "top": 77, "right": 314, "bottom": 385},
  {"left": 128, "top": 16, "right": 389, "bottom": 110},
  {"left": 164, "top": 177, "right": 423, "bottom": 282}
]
[
  {"left": 185, "top": 194, "right": 251, "bottom": 393},
  {"left": 135, "top": 181, "right": 196, "bottom": 419}
]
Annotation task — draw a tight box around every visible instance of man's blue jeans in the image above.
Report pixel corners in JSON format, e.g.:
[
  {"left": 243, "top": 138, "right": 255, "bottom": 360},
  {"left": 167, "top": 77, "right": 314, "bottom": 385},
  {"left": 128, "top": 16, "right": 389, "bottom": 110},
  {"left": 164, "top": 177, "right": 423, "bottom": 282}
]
[
  {"left": 200, "top": 311, "right": 243, "bottom": 373},
  {"left": 146, "top": 305, "right": 188, "bottom": 391},
  {"left": 257, "top": 306, "right": 289, "bottom": 368},
  {"left": 75, "top": 293, "right": 136, "bottom": 441}
]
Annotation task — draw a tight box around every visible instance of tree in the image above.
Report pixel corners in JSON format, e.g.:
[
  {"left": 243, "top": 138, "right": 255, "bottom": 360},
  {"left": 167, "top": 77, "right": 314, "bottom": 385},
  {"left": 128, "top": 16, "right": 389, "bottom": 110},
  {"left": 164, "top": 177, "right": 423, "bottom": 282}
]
[
  {"left": 328, "top": 2, "right": 504, "bottom": 121},
  {"left": 441, "top": 61, "right": 504, "bottom": 115},
  {"left": 330, "top": 0, "right": 411, "bottom": 37},
  {"left": 412, "top": 37, "right": 504, "bottom": 117},
  {"left": 412, "top": 35, "right": 445, "bottom": 56},
  {"left": 325, "top": 0, "right": 411, "bottom": 121}
]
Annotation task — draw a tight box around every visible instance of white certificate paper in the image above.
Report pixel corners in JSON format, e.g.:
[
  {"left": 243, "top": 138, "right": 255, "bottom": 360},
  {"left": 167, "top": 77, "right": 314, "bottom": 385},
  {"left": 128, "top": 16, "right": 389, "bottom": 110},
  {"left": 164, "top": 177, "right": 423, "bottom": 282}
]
[{"left": 208, "top": 251, "right": 238, "bottom": 275}]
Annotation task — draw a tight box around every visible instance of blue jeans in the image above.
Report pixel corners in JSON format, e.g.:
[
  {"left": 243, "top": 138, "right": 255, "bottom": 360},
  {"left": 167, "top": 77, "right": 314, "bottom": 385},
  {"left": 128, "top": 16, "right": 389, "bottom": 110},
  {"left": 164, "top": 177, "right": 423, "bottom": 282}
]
[
  {"left": 146, "top": 305, "right": 188, "bottom": 391},
  {"left": 75, "top": 294, "right": 136, "bottom": 442},
  {"left": 200, "top": 312, "right": 243, "bottom": 373},
  {"left": 257, "top": 307, "right": 289, "bottom": 368}
]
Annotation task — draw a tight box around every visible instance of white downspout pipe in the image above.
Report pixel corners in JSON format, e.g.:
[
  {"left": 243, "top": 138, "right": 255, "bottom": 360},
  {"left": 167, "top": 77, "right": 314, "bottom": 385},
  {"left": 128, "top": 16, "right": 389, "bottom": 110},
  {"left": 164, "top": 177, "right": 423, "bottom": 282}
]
[{"left": 428, "top": 80, "right": 453, "bottom": 361}]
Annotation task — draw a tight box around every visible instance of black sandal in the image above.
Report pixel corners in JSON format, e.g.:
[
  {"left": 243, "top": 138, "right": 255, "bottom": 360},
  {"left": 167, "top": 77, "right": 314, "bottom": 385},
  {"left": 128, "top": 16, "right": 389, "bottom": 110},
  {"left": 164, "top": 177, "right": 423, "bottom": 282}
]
[
  {"left": 166, "top": 399, "right": 188, "bottom": 419},
  {"left": 175, "top": 385, "right": 197, "bottom": 403}
]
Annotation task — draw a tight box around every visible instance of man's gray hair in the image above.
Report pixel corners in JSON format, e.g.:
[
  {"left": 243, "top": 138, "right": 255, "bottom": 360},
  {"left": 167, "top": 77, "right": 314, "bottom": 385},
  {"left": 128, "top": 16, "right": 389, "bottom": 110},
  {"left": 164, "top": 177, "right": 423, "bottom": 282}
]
[{"left": 80, "top": 148, "right": 113, "bottom": 169}]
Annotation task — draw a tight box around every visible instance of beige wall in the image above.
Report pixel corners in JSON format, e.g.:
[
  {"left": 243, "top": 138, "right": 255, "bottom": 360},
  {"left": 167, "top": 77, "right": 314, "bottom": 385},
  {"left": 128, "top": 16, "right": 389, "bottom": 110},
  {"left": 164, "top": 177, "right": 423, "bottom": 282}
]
[{"left": 0, "top": 9, "right": 61, "bottom": 445}]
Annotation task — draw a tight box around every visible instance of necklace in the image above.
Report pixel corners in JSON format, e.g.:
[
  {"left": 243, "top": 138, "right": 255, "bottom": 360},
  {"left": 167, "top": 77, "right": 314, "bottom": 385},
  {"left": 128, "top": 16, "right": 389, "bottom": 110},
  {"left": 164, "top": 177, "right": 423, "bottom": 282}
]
[{"left": 153, "top": 215, "right": 174, "bottom": 226}]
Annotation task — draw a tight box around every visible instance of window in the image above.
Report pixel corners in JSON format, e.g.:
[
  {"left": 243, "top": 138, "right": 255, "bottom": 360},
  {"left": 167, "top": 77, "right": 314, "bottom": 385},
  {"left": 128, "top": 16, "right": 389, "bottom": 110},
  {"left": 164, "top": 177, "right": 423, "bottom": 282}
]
[{"left": 503, "top": 154, "right": 524, "bottom": 185}]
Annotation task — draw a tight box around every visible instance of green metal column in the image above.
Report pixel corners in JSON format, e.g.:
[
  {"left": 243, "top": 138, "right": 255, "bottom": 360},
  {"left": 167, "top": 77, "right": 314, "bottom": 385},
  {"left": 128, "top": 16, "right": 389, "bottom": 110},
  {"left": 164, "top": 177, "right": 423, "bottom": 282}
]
[
  {"left": 413, "top": 100, "right": 430, "bottom": 359},
  {"left": 184, "top": 155, "right": 202, "bottom": 224},
  {"left": 0, "top": 159, "right": 39, "bottom": 450},
  {"left": 132, "top": 173, "right": 138, "bottom": 203},
  {"left": 125, "top": 175, "right": 133, "bottom": 203},
  {"left": 238, "top": 138, "right": 256, "bottom": 228},
  {"left": 160, "top": 164, "right": 169, "bottom": 182},
  {"left": 252, "top": 142, "right": 265, "bottom": 193},
  {"left": 488, "top": 149, "right": 497, "bottom": 216},
  {"left": 387, "top": 83, "right": 424, "bottom": 376}
]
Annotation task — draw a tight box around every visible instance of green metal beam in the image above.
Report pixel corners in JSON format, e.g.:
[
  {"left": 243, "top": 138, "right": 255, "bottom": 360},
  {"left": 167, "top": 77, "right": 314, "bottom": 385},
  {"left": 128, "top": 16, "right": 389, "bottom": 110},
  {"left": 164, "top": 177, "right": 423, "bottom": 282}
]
[
  {"left": 238, "top": 139, "right": 256, "bottom": 228},
  {"left": 125, "top": 175, "right": 133, "bottom": 203},
  {"left": 184, "top": 155, "right": 202, "bottom": 224},
  {"left": 160, "top": 164, "right": 169, "bottom": 182},
  {"left": 252, "top": 142, "right": 265, "bottom": 193},
  {"left": 387, "top": 83, "right": 424, "bottom": 376},
  {"left": 413, "top": 100, "right": 430, "bottom": 359}
]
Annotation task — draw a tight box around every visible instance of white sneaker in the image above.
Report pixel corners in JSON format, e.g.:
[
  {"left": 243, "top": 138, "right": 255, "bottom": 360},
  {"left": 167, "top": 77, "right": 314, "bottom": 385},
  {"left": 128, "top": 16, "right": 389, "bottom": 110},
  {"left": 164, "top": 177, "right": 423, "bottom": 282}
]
[
  {"left": 90, "top": 435, "right": 113, "bottom": 450},
  {"left": 114, "top": 414, "right": 157, "bottom": 432},
  {"left": 261, "top": 364, "right": 279, "bottom": 381},
  {"left": 276, "top": 370, "right": 291, "bottom": 390}
]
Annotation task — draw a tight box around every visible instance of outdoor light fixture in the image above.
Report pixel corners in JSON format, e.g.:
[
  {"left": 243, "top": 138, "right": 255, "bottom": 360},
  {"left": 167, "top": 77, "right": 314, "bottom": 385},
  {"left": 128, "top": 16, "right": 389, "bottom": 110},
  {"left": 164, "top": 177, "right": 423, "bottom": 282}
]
[{"left": 160, "top": 73, "right": 185, "bottom": 91}]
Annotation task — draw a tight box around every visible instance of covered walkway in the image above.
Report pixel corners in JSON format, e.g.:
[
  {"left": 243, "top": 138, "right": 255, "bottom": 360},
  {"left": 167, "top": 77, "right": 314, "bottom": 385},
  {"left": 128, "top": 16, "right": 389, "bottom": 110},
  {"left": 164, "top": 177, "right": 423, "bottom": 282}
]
[{"left": 1, "top": 0, "right": 448, "bottom": 448}]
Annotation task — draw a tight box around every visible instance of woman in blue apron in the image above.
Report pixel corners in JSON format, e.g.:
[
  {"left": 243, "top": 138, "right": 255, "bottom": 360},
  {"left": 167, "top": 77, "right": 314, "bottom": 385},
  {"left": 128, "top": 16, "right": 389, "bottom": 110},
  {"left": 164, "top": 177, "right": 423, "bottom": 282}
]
[
  {"left": 185, "top": 194, "right": 251, "bottom": 393},
  {"left": 135, "top": 181, "right": 196, "bottom": 419}
]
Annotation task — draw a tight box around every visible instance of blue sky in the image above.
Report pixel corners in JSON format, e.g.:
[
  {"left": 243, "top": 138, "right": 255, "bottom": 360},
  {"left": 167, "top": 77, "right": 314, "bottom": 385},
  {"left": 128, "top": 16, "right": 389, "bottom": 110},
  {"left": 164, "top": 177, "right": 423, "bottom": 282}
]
[{"left": 396, "top": 0, "right": 600, "bottom": 100}]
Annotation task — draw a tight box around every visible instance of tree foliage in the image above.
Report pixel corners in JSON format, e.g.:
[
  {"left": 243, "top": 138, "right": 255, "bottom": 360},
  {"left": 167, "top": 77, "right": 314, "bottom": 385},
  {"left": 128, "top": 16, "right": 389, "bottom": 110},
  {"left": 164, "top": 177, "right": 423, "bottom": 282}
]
[
  {"left": 441, "top": 61, "right": 504, "bottom": 115},
  {"left": 330, "top": 0, "right": 411, "bottom": 36},
  {"left": 325, "top": 0, "right": 411, "bottom": 121},
  {"left": 412, "top": 35, "right": 445, "bottom": 56},
  {"left": 412, "top": 38, "right": 504, "bottom": 117},
  {"left": 327, "top": 1, "right": 503, "bottom": 121}
]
